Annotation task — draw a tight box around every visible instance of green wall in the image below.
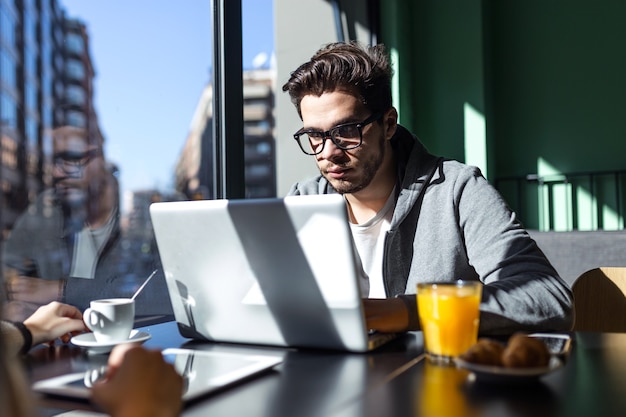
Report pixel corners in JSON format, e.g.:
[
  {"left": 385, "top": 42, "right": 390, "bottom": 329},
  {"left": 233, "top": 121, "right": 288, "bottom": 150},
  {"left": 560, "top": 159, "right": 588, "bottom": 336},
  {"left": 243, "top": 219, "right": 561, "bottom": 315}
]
[
  {"left": 382, "top": 0, "right": 626, "bottom": 230},
  {"left": 383, "top": 0, "right": 485, "bottom": 166}
]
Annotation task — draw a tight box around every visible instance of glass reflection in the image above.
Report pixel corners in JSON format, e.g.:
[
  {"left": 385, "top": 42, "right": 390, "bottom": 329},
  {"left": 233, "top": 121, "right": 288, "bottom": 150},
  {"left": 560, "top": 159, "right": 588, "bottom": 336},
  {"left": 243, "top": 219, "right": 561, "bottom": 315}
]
[
  {"left": 418, "top": 362, "right": 477, "bottom": 417},
  {"left": 0, "top": 1, "right": 275, "bottom": 322}
]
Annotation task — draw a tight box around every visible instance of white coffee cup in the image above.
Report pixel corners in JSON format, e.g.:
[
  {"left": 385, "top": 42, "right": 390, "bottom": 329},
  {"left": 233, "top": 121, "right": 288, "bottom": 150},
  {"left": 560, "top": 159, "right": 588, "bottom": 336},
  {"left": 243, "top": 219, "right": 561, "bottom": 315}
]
[{"left": 84, "top": 298, "right": 135, "bottom": 343}]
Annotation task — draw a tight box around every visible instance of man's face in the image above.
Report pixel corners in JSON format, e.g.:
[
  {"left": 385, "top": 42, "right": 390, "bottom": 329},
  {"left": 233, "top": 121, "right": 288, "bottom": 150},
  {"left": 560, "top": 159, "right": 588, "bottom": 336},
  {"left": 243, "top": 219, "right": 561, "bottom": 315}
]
[
  {"left": 52, "top": 133, "right": 105, "bottom": 207},
  {"left": 299, "top": 91, "right": 396, "bottom": 195}
]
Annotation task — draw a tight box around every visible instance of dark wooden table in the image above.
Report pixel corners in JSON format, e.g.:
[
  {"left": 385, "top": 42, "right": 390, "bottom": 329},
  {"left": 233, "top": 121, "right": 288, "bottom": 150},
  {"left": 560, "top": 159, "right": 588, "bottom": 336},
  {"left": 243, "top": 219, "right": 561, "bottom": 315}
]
[{"left": 28, "top": 321, "right": 626, "bottom": 417}]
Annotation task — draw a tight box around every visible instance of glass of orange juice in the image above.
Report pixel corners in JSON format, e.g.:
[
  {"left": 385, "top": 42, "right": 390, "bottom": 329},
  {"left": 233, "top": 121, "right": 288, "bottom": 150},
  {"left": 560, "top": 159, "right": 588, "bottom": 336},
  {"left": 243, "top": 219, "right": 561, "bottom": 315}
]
[{"left": 416, "top": 280, "right": 482, "bottom": 364}]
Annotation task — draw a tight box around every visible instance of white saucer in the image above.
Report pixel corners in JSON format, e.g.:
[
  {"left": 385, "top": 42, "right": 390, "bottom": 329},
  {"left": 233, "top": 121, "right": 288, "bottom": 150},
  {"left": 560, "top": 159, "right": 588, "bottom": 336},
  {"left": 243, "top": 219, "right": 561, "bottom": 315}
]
[{"left": 71, "top": 330, "right": 152, "bottom": 354}]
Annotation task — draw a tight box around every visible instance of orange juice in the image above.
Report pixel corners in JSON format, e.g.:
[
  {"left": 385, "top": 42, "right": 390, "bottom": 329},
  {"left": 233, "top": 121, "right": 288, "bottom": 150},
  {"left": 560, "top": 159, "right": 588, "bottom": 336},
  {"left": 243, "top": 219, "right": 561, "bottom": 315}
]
[{"left": 416, "top": 281, "right": 482, "bottom": 362}]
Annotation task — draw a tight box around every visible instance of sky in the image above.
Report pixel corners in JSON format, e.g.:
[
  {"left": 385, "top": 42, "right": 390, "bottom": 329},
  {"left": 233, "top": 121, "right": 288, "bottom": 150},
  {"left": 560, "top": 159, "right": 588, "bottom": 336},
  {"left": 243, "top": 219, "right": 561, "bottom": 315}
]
[{"left": 61, "top": 0, "right": 274, "bottom": 209}]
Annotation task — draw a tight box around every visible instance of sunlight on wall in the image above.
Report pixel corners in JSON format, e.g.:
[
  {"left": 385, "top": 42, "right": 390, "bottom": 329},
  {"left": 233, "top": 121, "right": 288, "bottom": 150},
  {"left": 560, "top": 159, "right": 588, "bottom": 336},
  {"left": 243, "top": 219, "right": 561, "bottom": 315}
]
[
  {"left": 604, "top": 188, "right": 623, "bottom": 229},
  {"left": 390, "top": 48, "right": 401, "bottom": 125},
  {"left": 537, "top": 157, "right": 621, "bottom": 231},
  {"left": 537, "top": 158, "right": 559, "bottom": 177},
  {"left": 576, "top": 186, "right": 595, "bottom": 231},
  {"left": 538, "top": 158, "right": 571, "bottom": 231},
  {"left": 463, "top": 102, "right": 487, "bottom": 178}
]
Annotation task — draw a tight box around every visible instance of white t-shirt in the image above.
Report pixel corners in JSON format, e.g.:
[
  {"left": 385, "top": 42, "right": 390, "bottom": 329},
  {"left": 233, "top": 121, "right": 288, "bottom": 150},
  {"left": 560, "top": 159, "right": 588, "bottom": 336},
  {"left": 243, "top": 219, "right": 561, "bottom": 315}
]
[{"left": 348, "top": 191, "right": 395, "bottom": 298}]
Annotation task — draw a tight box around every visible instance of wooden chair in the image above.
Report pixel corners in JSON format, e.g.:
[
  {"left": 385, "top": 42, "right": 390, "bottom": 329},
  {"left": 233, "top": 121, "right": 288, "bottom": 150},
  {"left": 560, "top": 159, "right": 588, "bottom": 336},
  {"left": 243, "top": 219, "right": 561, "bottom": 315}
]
[{"left": 571, "top": 267, "right": 626, "bottom": 332}]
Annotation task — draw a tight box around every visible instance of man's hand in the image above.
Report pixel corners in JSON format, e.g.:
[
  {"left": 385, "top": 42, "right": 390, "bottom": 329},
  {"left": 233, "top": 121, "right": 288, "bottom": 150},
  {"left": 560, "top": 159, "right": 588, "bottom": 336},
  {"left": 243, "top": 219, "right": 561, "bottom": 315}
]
[{"left": 363, "top": 298, "right": 410, "bottom": 333}]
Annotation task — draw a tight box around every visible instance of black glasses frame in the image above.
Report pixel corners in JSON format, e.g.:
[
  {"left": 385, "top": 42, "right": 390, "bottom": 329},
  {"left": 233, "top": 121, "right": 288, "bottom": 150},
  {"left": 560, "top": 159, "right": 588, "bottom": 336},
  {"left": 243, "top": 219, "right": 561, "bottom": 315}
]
[{"left": 293, "top": 112, "right": 382, "bottom": 155}]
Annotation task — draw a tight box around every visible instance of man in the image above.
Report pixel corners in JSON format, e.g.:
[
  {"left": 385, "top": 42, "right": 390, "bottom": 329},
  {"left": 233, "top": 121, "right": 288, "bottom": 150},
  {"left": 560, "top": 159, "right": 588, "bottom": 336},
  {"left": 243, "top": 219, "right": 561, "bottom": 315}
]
[
  {"left": 2, "top": 126, "right": 171, "bottom": 321},
  {"left": 283, "top": 41, "right": 573, "bottom": 335}
]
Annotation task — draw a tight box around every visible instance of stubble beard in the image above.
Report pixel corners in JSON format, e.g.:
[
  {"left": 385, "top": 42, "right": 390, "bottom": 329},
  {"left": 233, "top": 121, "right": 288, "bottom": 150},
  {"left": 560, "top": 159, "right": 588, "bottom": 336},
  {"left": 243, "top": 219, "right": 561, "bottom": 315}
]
[{"left": 321, "top": 134, "right": 387, "bottom": 195}]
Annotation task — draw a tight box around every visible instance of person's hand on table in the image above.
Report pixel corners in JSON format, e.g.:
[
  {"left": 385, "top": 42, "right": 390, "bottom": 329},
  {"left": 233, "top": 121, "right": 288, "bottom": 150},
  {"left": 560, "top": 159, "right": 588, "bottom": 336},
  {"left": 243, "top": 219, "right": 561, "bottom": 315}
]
[
  {"left": 363, "top": 298, "right": 410, "bottom": 333},
  {"left": 91, "top": 344, "right": 184, "bottom": 417},
  {"left": 23, "top": 301, "right": 87, "bottom": 346}
]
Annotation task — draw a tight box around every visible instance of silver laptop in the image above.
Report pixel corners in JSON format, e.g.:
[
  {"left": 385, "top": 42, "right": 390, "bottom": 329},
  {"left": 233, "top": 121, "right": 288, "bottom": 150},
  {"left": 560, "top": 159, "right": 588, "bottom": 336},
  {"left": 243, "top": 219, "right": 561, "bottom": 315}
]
[{"left": 149, "top": 194, "right": 397, "bottom": 352}]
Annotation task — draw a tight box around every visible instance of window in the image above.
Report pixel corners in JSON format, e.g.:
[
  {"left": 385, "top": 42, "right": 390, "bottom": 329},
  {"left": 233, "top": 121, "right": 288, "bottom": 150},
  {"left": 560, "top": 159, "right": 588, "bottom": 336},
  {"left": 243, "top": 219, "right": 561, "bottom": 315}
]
[
  {"left": 66, "top": 110, "right": 85, "bottom": 127},
  {"left": 0, "top": 7, "right": 15, "bottom": 47},
  {"left": 24, "top": 81, "right": 37, "bottom": 110},
  {"left": 0, "top": 0, "right": 276, "bottom": 323},
  {"left": 65, "top": 85, "right": 85, "bottom": 106},
  {"left": 0, "top": 49, "right": 15, "bottom": 88},
  {"left": 65, "top": 33, "right": 84, "bottom": 54},
  {"left": 65, "top": 59, "right": 85, "bottom": 79},
  {"left": 0, "top": 92, "right": 16, "bottom": 129}
]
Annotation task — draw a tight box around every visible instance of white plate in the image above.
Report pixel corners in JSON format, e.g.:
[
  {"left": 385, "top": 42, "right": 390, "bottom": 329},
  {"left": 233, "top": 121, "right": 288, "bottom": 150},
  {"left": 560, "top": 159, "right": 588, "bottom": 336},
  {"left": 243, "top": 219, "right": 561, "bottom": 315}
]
[
  {"left": 455, "top": 355, "right": 563, "bottom": 384},
  {"left": 71, "top": 330, "right": 151, "bottom": 354}
]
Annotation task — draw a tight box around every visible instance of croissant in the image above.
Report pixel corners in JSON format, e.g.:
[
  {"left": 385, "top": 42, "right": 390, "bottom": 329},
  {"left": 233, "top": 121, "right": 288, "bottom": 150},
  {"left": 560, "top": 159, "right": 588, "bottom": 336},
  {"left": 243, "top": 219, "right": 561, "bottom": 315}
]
[
  {"left": 501, "top": 333, "right": 551, "bottom": 368},
  {"left": 459, "top": 338, "right": 505, "bottom": 366}
]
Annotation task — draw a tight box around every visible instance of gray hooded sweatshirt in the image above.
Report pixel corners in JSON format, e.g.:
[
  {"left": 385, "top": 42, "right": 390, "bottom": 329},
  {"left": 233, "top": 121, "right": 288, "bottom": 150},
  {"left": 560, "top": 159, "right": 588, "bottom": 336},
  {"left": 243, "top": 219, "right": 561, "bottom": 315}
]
[{"left": 288, "top": 125, "right": 573, "bottom": 335}]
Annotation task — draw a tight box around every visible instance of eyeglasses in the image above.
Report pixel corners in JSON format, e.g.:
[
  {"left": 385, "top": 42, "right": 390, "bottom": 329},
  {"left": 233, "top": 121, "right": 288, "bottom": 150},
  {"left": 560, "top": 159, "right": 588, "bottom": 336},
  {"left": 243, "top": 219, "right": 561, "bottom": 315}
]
[
  {"left": 53, "top": 149, "right": 101, "bottom": 175},
  {"left": 293, "top": 113, "right": 382, "bottom": 155}
]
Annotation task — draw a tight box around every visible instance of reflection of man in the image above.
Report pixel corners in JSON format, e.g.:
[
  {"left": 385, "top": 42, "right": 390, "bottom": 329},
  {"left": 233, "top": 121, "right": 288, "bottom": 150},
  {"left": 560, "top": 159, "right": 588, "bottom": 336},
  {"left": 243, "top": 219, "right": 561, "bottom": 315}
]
[{"left": 3, "top": 126, "right": 171, "bottom": 321}]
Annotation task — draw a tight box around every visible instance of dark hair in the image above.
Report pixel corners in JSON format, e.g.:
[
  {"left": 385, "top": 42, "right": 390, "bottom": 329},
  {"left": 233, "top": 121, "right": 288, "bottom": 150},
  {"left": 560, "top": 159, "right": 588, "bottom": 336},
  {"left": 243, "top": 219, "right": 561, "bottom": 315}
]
[
  {"left": 282, "top": 41, "right": 393, "bottom": 118},
  {"left": 52, "top": 125, "right": 104, "bottom": 151}
]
